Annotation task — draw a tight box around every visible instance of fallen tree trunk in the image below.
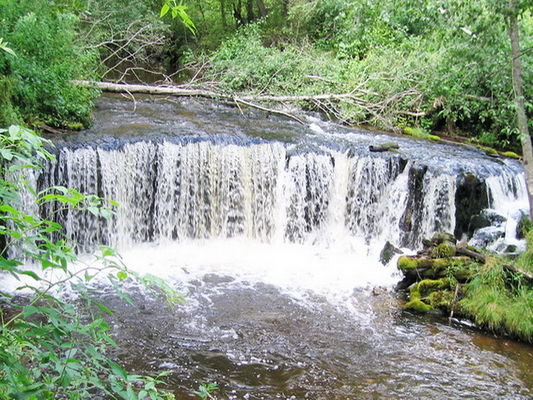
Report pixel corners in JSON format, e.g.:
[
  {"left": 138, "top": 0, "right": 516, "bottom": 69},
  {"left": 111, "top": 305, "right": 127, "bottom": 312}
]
[
  {"left": 73, "top": 80, "right": 426, "bottom": 129},
  {"left": 73, "top": 80, "right": 362, "bottom": 103},
  {"left": 73, "top": 80, "right": 306, "bottom": 124}
]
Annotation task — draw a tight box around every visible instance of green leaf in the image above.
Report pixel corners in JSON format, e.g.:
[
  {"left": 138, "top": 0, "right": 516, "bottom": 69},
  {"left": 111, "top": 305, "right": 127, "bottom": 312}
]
[
  {"left": 96, "top": 302, "right": 114, "bottom": 315},
  {"left": 117, "top": 271, "right": 128, "bottom": 281},
  {"left": 1, "top": 148, "right": 14, "bottom": 160},
  {"left": 160, "top": 3, "right": 170, "bottom": 17}
]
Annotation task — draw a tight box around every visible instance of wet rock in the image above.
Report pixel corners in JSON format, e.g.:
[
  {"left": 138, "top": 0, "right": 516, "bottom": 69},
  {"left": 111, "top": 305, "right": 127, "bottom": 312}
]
[
  {"left": 379, "top": 241, "right": 403, "bottom": 265},
  {"left": 504, "top": 244, "right": 518, "bottom": 253},
  {"left": 369, "top": 142, "right": 399, "bottom": 152},
  {"left": 469, "top": 226, "right": 505, "bottom": 248},
  {"left": 372, "top": 287, "right": 387, "bottom": 296},
  {"left": 431, "top": 232, "right": 456, "bottom": 245},
  {"left": 454, "top": 174, "right": 489, "bottom": 239}
]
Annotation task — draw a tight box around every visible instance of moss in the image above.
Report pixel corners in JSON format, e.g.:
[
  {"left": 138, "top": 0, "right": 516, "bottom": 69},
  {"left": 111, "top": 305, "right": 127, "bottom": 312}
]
[
  {"left": 431, "top": 232, "right": 456, "bottom": 244},
  {"left": 416, "top": 278, "right": 451, "bottom": 296},
  {"left": 484, "top": 147, "right": 498, "bottom": 157},
  {"left": 403, "top": 126, "right": 426, "bottom": 138},
  {"left": 517, "top": 215, "right": 532, "bottom": 240},
  {"left": 452, "top": 268, "right": 475, "bottom": 282},
  {"left": 427, "top": 290, "right": 455, "bottom": 309},
  {"left": 66, "top": 122, "right": 84, "bottom": 130},
  {"left": 404, "top": 298, "right": 433, "bottom": 313},
  {"left": 403, "top": 127, "right": 442, "bottom": 143},
  {"left": 397, "top": 256, "right": 419, "bottom": 271},
  {"left": 432, "top": 243, "right": 456, "bottom": 258},
  {"left": 502, "top": 151, "right": 520, "bottom": 159}
]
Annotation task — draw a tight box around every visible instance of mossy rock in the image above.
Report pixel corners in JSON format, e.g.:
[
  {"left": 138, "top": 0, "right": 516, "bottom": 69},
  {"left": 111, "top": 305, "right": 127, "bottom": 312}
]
[
  {"left": 517, "top": 214, "right": 532, "bottom": 239},
  {"left": 502, "top": 151, "right": 520, "bottom": 159},
  {"left": 397, "top": 256, "right": 419, "bottom": 272},
  {"left": 484, "top": 147, "right": 498, "bottom": 157},
  {"left": 427, "top": 290, "right": 455, "bottom": 310},
  {"left": 403, "top": 126, "right": 425, "bottom": 138},
  {"left": 398, "top": 256, "right": 473, "bottom": 280},
  {"left": 431, "top": 232, "right": 456, "bottom": 245},
  {"left": 428, "top": 134, "right": 441, "bottom": 142},
  {"left": 404, "top": 298, "right": 433, "bottom": 313},
  {"left": 415, "top": 278, "right": 451, "bottom": 297},
  {"left": 431, "top": 243, "right": 456, "bottom": 258},
  {"left": 452, "top": 268, "right": 476, "bottom": 282}
]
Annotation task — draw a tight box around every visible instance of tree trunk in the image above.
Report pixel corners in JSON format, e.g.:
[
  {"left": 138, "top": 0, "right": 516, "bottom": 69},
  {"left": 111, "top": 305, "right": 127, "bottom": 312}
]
[
  {"left": 219, "top": 0, "right": 227, "bottom": 27},
  {"left": 509, "top": 0, "right": 533, "bottom": 221},
  {"left": 246, "top": 0, "right": 255, "bottom": 23},
  {"left": 233, "top": 0, "right": 244, "bottom": 27},
  {"left": 256, "top": 0, "right": 267, "bottom": 17}
]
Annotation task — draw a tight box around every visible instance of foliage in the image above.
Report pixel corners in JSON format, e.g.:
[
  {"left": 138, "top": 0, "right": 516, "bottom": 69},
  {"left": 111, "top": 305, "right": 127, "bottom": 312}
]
[
  {"left": 0, "top": 125, "right": 177, "bottom": 399},
  {"left": 161, "top": 0, "right": 196, "bottom": 34},
  {"left": 180, "top": 0, "right": 532, "bottom": 150},
  {"left": 0, "top": 0, "right": 99, "bottom": 129},
  {"left": 459, "top": 237, "right": 533, "bottom": 343}
]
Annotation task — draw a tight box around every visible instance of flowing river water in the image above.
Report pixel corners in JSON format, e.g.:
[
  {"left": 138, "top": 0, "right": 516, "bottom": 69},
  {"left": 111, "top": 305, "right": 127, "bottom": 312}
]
[{"left": 6, "top": 95, "right": 533, "bottom": 398}]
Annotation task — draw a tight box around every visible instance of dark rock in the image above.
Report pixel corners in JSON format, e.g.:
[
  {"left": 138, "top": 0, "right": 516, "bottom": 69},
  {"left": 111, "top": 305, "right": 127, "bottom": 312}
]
[
  {"left": 379, "top": 241, "right": 403, "bottom": 265},
  {"left": 504, "top": 244, "right": 518, "bottom": 253},
  {"left": 454, "top": 174, "right": 489, "bottom": 239},
  {"left": 399, "top": 164, "right": 428, "bottom": 247},
  {"left": 372, "top": 287, "right": 387, "bottom": 296}
]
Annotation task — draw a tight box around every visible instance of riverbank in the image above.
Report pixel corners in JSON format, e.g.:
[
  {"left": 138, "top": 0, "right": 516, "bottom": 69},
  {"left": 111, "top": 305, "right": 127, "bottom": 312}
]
[{"left": 397, "top": 230, "right": 533, "bottom": 343}]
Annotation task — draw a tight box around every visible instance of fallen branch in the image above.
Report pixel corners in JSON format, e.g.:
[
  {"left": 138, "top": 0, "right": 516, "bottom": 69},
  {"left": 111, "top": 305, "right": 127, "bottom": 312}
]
[
  {"left": 72, "top": 80, "right": 423, "bottom": 128},
  {"left": 234, "top": 97, "right": 305, "bottom": 124},
  {"left": 456, "top": 243, "right": 487, "bottom": 262},
  {"left": 503, "top": 264, "right": 533, "bottom": 283},
  {"left": 74, "top": 80, "right": 305, "bottom": 124}
]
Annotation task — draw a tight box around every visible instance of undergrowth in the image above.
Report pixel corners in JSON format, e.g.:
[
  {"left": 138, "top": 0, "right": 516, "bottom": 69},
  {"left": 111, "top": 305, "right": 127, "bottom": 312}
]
[{"left": 459, "top": 231, "right": 533, "bottom": 343}]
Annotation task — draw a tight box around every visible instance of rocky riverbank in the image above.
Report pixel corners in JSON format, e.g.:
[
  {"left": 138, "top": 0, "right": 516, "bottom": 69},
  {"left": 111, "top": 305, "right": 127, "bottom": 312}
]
[{"left": 396, "top": 231, "right": 533, "bottom": 343}]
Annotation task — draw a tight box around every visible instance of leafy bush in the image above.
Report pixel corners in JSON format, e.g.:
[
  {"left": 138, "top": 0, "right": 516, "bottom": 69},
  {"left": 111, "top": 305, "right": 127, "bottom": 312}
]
[
  {"left": 0, "top": 0, "right": 99, "bottom": 129},
  {"left": 0, "top": 125, "right": 177, "bottom": 399}
]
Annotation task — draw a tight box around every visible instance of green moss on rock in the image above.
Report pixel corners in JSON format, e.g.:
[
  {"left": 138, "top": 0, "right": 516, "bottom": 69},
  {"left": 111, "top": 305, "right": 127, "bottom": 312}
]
[
  {"left": 398, "top": 256, "right": 419, "bottom": 271},
  {"left": 432, "top": 243, "right": 456, "bottom": 258},
  {"left": 404, "top": 298, "right": 433, "bottom": 313},
  {"left": 484, "top": 147, "right": 498, "bottom": 157},
  {"left": 502, "top": 151, "right": 520, "bottom": 159}
]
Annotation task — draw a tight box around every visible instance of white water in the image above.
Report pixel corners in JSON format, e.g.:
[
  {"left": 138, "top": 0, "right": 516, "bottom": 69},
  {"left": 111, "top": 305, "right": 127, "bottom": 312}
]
[
  {"left": 43, "top": 140, "right": 459, "bottom": 251},
  {"left": 6, "top": 138, "right": 528, "bottom": 302},
  {"left": 470, "top": 169, "right": 529, "bottom": 252}
]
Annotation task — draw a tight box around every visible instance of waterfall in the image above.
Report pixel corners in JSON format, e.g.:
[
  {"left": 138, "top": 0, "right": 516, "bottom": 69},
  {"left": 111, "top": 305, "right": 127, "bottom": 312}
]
[
  {"left": 29, "top": 137, "right": 514, "bottom": 255},
  {"left": 469, "top": 169, "right": 529, "bottom": 252}
]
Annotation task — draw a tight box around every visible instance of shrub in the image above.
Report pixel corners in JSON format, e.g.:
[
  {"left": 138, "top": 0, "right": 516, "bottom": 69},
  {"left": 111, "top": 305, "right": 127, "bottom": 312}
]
[{"left": 0, "top": 0, "right": 99, "bottom": 129}]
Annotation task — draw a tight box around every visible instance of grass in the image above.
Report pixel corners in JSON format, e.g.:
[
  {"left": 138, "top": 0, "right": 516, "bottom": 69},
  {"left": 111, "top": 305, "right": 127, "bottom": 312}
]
[{"left": 458, "top": 230, "right": 533, "bottom": 343}]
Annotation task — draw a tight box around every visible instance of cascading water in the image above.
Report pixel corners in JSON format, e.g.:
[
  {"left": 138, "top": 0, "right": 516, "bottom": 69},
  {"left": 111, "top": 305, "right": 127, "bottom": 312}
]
[
  {"left": 37, "top": 140, "right": 459, "bottom": 253},
  {"left": 6, "top": 96, "right": 532, "bottom": 399}
]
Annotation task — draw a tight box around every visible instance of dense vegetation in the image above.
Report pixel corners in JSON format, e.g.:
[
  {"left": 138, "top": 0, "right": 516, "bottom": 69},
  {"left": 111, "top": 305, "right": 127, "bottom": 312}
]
[
  {"left": 459, "top": 231, "right": 533, "bottom": 342},
  {"left": 0, "top": 0, "right": 531, "bottom": 151}
]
